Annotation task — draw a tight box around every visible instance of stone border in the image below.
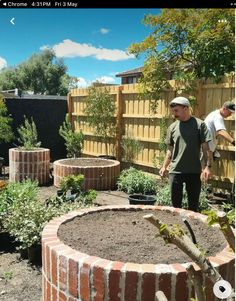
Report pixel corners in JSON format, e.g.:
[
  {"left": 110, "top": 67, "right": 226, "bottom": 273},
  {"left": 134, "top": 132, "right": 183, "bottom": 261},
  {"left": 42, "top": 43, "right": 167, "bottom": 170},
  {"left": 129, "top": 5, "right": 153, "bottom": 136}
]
[{"left": 42, "top": 205, "right": 235, "bottom": 301}]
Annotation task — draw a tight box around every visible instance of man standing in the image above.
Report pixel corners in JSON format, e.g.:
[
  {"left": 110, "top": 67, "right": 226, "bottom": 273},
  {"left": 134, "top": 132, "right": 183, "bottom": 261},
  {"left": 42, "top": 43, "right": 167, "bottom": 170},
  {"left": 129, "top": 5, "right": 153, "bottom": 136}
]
[
  {"left": 159, "top": 96, "right": 212, "bottom": 212},
  {"left": 204, "top": 101, "right": 235, "bottom": 160}
]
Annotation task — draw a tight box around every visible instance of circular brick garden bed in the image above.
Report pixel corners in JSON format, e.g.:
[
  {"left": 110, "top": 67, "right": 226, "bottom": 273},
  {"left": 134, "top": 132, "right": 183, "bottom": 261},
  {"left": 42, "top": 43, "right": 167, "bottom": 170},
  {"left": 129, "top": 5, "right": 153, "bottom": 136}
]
[
  {"left": 9, "top": 147, "right": 50, "bottom": 185},
  {"left": 42, "top": 205, "right": 235, "bottom": 301},
  {"left": 53, "top": 158, "right": 120, "bottom": 190}
]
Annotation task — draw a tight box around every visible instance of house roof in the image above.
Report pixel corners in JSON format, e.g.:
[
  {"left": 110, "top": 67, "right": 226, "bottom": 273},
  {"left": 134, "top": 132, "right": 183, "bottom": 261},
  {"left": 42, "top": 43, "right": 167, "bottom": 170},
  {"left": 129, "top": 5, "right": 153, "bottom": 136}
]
[{"left": 116, "top": 67, "right": 143, "bottom": 77}]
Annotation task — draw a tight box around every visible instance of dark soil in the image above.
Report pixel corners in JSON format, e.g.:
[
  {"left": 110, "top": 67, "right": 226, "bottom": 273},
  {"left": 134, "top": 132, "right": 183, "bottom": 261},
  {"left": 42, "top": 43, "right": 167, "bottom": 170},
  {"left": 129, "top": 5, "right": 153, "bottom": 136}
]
[
  {"left": 58, "top": 209, "right": 226, "bottom": 264},
  {"left": 59, "top": 158, "right": 115, "bottom": 166},
  {"left": 0, "top": 233, "right": 42, "bottom": 301}
]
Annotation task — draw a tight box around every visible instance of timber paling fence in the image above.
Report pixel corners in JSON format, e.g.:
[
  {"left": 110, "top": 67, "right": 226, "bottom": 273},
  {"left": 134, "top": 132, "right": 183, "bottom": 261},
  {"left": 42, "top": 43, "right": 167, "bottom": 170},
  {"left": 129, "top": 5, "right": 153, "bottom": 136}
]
[{"left": 68, "top": 76, "right": 235, "bottom": 192}]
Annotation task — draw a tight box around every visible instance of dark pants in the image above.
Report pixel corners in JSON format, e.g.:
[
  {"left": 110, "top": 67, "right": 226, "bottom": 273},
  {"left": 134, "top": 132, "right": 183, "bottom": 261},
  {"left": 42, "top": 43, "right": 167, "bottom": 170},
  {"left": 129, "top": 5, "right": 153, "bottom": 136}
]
[{"left": 169, "top": 173, "right": 201, "bottom": 212}]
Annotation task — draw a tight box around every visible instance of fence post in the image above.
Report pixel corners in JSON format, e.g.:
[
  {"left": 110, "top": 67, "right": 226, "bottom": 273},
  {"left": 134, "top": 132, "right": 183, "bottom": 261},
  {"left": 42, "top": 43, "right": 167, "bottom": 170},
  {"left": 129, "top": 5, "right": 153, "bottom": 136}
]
[
  {"left": 115, "top": 85, "right": 124, "bottom": 161},
  {"left": 67, "top": 92, "right": 74, "bottom": 129}
]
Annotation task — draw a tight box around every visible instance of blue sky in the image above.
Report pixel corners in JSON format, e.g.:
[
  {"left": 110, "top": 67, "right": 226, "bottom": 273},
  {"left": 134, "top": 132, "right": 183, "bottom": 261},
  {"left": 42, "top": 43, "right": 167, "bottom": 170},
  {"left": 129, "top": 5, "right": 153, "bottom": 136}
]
[{"left": 0, "top": 8, "right": 160, "bottom": 87}]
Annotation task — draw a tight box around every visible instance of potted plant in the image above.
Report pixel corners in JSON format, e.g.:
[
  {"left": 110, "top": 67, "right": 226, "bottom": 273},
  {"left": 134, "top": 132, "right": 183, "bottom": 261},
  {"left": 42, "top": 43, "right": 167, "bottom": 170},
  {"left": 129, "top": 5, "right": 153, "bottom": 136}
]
[
  {"left": 117, "top": 167, "right": 157, "bottom": 205},
  {"left": 9, "top": 116, "right": 50, "bottom": 185},
  {"left": 83, "top": 83, "right": 116, "bottom": 158}
]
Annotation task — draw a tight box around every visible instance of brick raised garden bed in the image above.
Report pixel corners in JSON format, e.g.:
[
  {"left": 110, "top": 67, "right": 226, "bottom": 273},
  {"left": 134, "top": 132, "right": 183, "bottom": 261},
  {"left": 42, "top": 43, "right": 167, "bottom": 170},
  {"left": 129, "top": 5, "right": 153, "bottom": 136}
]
[
  {"left": 9, "top": 148, "right": 50, "bottom": 185},
  {"left": 42, "top": 205, "right": 235, "bottom": 301},
  {"left": 53, "top": 158, "right": 120, "bottom": 190}
]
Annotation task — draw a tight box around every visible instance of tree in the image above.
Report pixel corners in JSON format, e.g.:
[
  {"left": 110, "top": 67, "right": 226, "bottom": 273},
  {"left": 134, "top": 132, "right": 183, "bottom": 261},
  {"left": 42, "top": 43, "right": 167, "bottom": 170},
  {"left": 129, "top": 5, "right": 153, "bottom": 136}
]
[
  {"left": 0, "top": 49, "right": 75, "bottom": 95},
  {"left": 83, "top": 84, "right": 116, "bottom": 156},
  {"left": 0, "top": 95, "right": 14, "bottom": 144},
  {"left": 128, "top": 9, "right": 235, "bottom": 104}
]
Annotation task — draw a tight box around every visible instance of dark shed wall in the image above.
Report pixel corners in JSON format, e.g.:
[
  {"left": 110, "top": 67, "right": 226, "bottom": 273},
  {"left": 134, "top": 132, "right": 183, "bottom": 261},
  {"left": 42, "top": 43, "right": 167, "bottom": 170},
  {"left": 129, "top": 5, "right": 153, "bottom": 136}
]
[{"left": 0, "top": 97, "right": 68, "bottom": 164}]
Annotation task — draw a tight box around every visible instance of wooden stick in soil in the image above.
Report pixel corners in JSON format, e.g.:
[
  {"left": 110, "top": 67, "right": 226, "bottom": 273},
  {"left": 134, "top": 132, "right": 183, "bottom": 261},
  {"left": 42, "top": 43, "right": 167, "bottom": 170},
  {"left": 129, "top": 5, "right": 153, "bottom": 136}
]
[
  {"left": 186, "top": 264, "right": 206, "bottom": 301},
  {"left": 217, "top": 212, "right": 235, "bottom": 252},
  {"left": 155, "top": 291, "right": 168, "bottom": 301},
  {"left": 143, "top": 214, "right": 222, "bottom": 284}
]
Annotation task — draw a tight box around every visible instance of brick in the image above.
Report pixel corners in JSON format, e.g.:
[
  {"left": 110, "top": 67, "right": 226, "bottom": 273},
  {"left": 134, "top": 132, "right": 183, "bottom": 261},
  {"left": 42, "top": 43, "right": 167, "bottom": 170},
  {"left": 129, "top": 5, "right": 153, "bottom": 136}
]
[
  {"left": 108, "top": 261, "right": 124, "bottom": 301},
  {"left": 92, "top": 259, "right": 110, "bottom": 301},
  {"left": 124, "top": 263, "right": 141, "bottom": 301},
  {"left": 46, "top": 280, "right": 51, "bottom": 301},
  {"left": 172, "top": 263, "right": 188, "bottom": 301},
  {"left": 59, "top": 291, "right": 67, "bottom": 301},
  {"left": 156, "top": 265, "right": 172, "bottom": 301},
  {"left": 68, "top": 257, "right": 79, "bottom": 298},
  {"left": 51, "top": 285, "right": 57, "bottom": 301},
  {"left": 141, "top": 264, "right": 156, "bottom": 301},
  {"left": 80, "top": 256, "right": 100, "bottom": 301}
]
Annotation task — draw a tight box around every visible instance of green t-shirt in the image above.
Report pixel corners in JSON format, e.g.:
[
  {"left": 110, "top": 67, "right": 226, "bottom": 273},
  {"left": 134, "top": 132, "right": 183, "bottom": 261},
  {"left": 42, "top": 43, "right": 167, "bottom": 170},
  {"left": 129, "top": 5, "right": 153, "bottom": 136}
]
[{"left": 165, "top": 117, "right": 211, "bottom": 174}]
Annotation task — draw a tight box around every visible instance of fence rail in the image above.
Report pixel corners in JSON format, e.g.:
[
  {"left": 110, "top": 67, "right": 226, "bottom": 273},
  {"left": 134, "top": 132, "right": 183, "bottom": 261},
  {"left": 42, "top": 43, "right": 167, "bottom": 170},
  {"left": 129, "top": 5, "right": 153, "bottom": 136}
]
[{"left": 68, "top": 77, "right": 235, "bottom": 192}]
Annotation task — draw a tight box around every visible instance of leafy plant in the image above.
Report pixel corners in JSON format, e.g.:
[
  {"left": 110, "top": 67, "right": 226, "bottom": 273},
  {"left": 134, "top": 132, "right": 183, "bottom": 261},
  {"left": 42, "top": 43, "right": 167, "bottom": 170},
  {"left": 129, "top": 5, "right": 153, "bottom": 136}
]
[
  {"left": 3, "top": 271, "right": 13, "bottom": 281},
  {"left": 1, "top": 179, "right": 96, "bottom": 251},
  {"left": 0, "top": 179, "right": 39, "bottom": 233},
  {"left": 17, "top": 116, "right": 41, "bottom": 150},
  {"left": 83, "top": 84, "right": 116, "bottom": 155},
  {"left": 117, "top": 167, "right": 157, "bottom": 194},
  {"left": 203, "top": 202, "right": 235, "bottom": 228},
  {"left": 0, "top": 96, "right": 14, "bottom": 144},
  {"left": 59, "top": 115, "right": 84, "bottom": 158},
  {"left": 59, "top": 174, "right": 84, "bottom": 194},
  {"left": 121, "top": 131, "right": 143, "bottom": 164}
]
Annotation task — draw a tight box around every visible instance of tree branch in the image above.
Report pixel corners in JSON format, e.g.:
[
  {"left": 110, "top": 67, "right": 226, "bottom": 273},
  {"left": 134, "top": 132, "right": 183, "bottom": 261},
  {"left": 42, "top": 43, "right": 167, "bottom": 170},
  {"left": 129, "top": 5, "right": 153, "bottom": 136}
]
[{"left": 143, "top": 214, "right": 222, "bottom": 283}]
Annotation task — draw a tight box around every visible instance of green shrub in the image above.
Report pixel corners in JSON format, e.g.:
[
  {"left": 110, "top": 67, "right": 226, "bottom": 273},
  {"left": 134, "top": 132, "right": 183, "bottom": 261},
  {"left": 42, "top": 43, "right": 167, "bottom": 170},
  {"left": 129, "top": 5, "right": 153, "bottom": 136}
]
[
  {"left": 0, "top": 97, "right": 14, "bottom": 144},
  {"left": 59, "top": 115, "right": 84, "bottom": 158},
  {"left": 17, "top": 116, "right": 41, "bottom": 150},
  {"left": 0, "top": 179, "right": 38, "bottom": 231},
  {"left": 1, "top": 179, "right": 96, "bottom": 251},
  {"left": 117, "top": 167, "right": 157, "bottom": 194},
  {"left": 121, "top": 132, "right": 143, "bottom": 164},
  {"left": 59, "top": 174, "right": 84, "bottom": 194}
]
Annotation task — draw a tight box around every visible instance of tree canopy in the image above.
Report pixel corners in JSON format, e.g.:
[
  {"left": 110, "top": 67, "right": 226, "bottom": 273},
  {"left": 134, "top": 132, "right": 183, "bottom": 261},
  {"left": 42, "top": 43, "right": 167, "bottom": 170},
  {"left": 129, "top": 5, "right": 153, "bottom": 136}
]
[
  {"left": 83, "top": 84, "right": 116, "bottom": 155},
  {"left": 0, "top": 95, "right": 14, "bottom": 144},
  {"left": 0, "top": 49, "right": 76, "bottom": 95},
  {"left": 128, "top": 9, "right": 235, "bottom": 102}
]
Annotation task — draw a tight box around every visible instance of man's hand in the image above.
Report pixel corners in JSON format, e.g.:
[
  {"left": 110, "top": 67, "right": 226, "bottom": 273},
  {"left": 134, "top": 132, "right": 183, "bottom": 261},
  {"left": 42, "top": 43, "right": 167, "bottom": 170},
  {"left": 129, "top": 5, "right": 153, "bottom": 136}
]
[
  {"left": 201, "top": 166, "right": 212, "bottom": 183},
  {"left": 159, "top": 167, "right": 168, "bottom": 177}
]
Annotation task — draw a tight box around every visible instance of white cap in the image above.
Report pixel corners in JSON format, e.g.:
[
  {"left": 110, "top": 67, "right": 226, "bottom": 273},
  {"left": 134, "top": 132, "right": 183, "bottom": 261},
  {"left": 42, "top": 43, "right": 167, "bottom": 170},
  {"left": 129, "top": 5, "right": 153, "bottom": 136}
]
[{"left": 170, "top": 97, "right": 190, "bottom": 107}]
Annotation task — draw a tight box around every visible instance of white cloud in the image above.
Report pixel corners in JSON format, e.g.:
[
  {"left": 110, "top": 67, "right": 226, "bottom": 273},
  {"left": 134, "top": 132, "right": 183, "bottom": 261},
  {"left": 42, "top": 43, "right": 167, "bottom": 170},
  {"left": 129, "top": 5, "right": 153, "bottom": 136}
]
[
  {"left": 51, "top": 39, "right": 134, "bottom": 61},
  {"left": 94, "top": 76, "right": 115, "bottom": 84},
  {"left": 100, "top": 28, "right": 109, "bottom": 34},
  {"left": 0, "top": 57, "right": 7, "bottom": 70},
  {"left": 40, "top": 45, "right": 50, "bottom": 51},
  {"left": 73, "top": 76, "right": 116, "bottom": 88},
  {"left": 76, "top": 77, "right": 90, "bottom": 88}
]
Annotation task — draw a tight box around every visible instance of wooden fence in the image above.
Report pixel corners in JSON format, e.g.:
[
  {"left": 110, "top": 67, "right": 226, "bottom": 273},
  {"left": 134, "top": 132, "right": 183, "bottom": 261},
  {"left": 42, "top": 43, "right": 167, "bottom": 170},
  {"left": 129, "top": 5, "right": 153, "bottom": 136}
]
[{"left": 68, "top": 76, "right": 235, "bottom": 192}]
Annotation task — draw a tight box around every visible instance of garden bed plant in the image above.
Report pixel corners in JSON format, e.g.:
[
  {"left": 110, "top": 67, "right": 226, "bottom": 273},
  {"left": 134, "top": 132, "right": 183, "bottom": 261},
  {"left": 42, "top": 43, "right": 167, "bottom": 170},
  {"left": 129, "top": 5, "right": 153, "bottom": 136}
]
[
  {"left": 117, "top": 167, "right": 157, "bottom": 195},
  {"left": 0, "top": 177, "right": 97, "bottom": 264}
]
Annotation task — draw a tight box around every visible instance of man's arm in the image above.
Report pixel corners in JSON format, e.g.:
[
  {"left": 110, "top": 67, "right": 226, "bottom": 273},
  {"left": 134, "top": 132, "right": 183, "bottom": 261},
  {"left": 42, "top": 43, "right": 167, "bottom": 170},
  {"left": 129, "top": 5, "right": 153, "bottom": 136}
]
[
  {"left": 216, "top": 129, "right": 235, "bottom": 145},
  {"left": 201, "top": 142, "right": 213, "bottom": 182},
  {"left": 159, "top": 145, "right": 173, "bottom": 177}
]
